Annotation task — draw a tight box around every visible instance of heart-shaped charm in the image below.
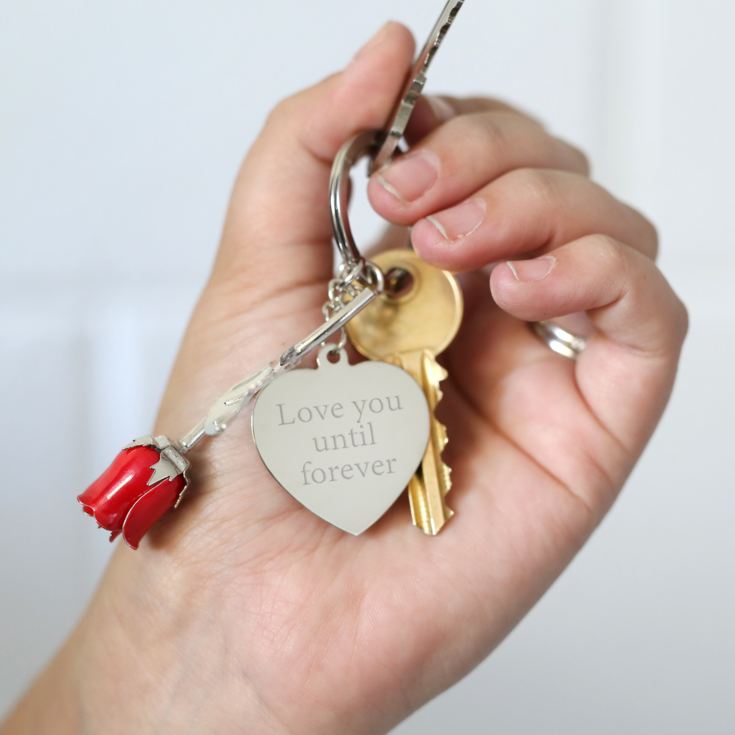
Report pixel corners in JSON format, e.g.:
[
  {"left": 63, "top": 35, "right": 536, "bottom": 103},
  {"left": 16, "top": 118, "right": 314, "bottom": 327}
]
[{"left": 252, "top": 347, "right": 430, "bottom": 534}]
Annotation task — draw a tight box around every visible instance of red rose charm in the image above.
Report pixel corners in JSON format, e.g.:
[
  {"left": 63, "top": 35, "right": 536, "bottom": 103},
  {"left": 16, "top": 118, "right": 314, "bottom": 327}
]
[{"left": 78, "top": 436, "right": 189, "bottom": 549}]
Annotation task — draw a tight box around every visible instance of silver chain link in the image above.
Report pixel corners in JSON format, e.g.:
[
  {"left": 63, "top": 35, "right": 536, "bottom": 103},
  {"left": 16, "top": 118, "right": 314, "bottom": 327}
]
[{"left": 321, "top": 260, "right": 385, "bottom": 352}]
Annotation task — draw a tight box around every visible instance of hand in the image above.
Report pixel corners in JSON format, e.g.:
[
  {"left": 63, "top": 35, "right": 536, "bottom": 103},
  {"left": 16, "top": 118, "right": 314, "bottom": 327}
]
[{"left": 3, "top": 21, "right": 687, "bottom": 735}]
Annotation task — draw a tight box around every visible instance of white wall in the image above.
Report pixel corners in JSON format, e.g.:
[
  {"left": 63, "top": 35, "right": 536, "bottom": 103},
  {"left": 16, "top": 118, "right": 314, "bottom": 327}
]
[{"left": 1, "top": 1, "right": 733, "bottom": 732}]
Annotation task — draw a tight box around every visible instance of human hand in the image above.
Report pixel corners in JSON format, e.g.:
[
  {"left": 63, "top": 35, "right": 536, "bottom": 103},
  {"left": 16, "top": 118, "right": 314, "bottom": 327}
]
[{"left": 4, "top": 21, "right": 687, "bottom": 735}]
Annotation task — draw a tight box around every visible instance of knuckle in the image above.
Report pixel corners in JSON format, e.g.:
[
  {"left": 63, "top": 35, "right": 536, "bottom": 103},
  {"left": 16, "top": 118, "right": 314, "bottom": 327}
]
[
  {"left": 640, "top": 214, "right": 660, "bottom": 259},
  {"left": 622, "top": 202, "right": 660, "bottom": 260},
  {"left": 474, "top": 113, "right": 512, "bottom": 150},
  {"left": 568, "top": 143, "right": 591, "bottom": 175},
  {"left": 446, "top": 112, "right": 510, "bottom": 156},
  {"left": 587, "top": 233, "right": 628, "bottom": 269},
  {"left": 507, "top": 167, "right": 562, "bottom": 207},
  {"left": 673, "top": 295, "right": 690, "bottom": 341},
  {"left": 266, "top": 93, "right": 300, "bottom": 127}
]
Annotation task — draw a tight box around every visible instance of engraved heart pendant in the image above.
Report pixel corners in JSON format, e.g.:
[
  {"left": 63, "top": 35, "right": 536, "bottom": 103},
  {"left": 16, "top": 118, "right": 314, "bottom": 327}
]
[{"left": 252, "top": 347, "right": 430, "bottom": 534}]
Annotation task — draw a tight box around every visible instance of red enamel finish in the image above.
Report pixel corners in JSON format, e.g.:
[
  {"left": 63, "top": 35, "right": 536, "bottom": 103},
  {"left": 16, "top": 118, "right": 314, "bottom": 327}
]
[
  {"left": 78, "top": 445, "right": 185, "bottom": 548},
  {"left": 79, "top": 446, "right": 160, "bottom": 529},
  {"left": 121, "top": 480, "right": 183, "bottom": 549}
]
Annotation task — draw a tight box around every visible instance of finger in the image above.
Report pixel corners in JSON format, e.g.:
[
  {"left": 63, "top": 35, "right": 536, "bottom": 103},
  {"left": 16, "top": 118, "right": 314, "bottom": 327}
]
[
  {"left": 490, "top": 235, "right": 689, "bottom": 450},
  {"left": 367, "top": 111, "right": 589, "bottom": 226},
  {"left": 404, "top": 94, "right": 540, "bottom": 143},
  {"left": 214, "top": 22, "right": 415, "bottom": 293},
  {"left": 411, "top": 168, "right": 658, "bottom": 271}
]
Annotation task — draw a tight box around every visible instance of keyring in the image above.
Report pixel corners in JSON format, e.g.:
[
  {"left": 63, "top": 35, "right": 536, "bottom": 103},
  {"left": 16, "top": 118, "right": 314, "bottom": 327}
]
[{"left": 329, "top": 130, "right": 380, "bottom": 274}]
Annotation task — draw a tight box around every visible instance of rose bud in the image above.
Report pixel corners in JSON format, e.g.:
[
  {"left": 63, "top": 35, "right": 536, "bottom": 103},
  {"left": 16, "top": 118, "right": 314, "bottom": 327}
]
[{"left": 78, "top": 436, "right": 189, "bottom": 549}]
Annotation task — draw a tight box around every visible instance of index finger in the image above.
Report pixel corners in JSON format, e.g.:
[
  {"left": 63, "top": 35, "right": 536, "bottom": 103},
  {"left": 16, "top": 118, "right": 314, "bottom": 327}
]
[{"left": 405, "top": 94, "right": 543, "bottom": 143}]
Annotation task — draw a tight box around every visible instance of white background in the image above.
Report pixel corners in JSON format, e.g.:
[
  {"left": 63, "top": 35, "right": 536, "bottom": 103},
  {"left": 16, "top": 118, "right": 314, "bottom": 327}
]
[{"left": 1, "top": 1, "right": 733, "bottom": 732}]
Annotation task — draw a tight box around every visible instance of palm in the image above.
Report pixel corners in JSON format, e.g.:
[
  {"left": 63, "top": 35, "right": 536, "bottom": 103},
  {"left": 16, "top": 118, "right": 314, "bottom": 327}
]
[{"left": 145, "top": 262, "right": 612, "bottom": 730}]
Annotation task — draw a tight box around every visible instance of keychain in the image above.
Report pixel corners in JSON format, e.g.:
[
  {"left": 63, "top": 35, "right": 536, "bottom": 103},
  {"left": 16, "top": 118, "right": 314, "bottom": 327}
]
[{"left": 78, "top": 0, "right": 466, "bottom": 548}]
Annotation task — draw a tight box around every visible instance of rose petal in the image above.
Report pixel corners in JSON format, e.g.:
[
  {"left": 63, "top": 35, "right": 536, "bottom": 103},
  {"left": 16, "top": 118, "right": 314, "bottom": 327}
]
[
  {"left": 78, "top": 446, "right": 161, "bottom": 531},
  {"left": 121, "top": 477, "right": 185, "bottom": 549}
]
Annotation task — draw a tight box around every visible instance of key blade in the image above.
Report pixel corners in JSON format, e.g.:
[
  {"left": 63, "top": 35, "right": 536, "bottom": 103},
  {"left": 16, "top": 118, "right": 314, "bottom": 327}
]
[
  {"left": 396, "top": 350, "right": 454, "bottom": 535},
  {"left": 370, "top": 0, "right": 465, "bottom": 173}
]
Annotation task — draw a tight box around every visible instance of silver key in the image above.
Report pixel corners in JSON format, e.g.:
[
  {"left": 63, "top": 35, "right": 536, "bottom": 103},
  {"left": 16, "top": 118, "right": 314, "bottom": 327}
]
[{"left": 370, "top": 0, "right": 466, "bottom": 173}]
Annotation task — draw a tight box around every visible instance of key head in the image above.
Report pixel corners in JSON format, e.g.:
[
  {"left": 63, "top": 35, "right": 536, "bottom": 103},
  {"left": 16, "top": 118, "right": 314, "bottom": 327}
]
[
  {"left": 370, "top": 0, "right": 466, "bottom": 173},
  {"left": 346, "top": 249, "right": 463, "bottom": 360}
]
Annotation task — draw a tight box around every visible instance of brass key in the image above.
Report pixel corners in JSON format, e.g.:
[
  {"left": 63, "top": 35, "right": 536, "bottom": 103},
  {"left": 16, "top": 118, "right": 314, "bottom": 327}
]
[{"left": 346, "top": 249, "right": 463, "bottom": 535}]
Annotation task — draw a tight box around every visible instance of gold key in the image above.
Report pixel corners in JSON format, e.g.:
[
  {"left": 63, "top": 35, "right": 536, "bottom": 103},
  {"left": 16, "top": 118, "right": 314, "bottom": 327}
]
[{"left": 346, "top": 249, "right": 463, "bottom": 535}]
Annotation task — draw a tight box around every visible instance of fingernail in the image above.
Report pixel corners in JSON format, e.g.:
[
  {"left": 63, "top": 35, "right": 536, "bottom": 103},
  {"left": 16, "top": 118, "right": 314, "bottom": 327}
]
[
  {"left": 506, "top": 255, "right": 556, "bottom": 282},
  {"left": 376, "top": 150, "right": 441, "bottom": 203},
  {"left": 352, "top": 21, "right": 394, "bottom": 62},
  {"left": 424, "top": 197, "right": 486, "bottom": 243},
  {"left": 426, "top": 95, "right": 455, "bottom": 124}
]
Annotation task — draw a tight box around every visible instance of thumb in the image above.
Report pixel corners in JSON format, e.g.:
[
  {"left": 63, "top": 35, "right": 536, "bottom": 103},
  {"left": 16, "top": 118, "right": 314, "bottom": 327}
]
[
  {"left": 213, "top": 22, "right": 415, "bottom": 296},
  {"left": 152, "top": 22, "right": 414, "bottom": 467}
]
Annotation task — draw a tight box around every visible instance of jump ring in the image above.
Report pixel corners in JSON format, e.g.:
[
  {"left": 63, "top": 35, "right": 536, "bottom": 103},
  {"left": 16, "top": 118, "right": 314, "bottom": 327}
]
[{"left": 361, "top": 260, "right": 385, "bottom": 294}]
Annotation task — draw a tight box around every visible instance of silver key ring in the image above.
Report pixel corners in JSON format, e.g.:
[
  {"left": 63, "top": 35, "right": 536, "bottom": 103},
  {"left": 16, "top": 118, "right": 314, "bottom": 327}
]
[{"left": 329, "top": 130, "right": 379, "bottom": 274}]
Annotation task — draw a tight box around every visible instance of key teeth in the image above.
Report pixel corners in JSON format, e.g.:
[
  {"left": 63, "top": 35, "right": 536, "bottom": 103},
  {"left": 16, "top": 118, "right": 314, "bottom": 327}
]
[
  {"left": 436, "top": 421, "right": 452, "bottom": 498},
  {"left": 426, "top": 358, "right": 453, "bottom": 511},
  {"left": 435, "top": 420, "right": 448, "bottom": 450},
  {"left": 442, "top": 465, "right": 453, "bottom": 496},
  {"left": 426, "top": 359, "right": 448, "bottom": 386}
]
